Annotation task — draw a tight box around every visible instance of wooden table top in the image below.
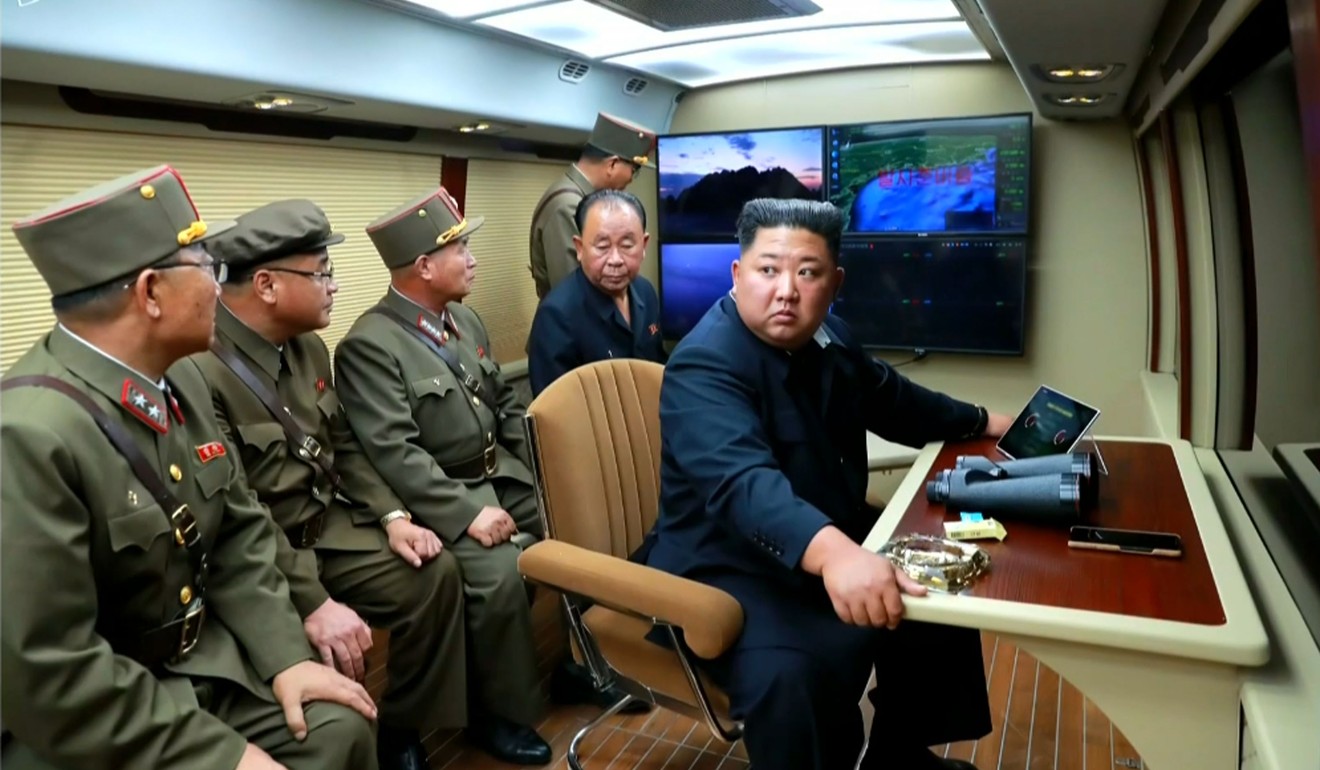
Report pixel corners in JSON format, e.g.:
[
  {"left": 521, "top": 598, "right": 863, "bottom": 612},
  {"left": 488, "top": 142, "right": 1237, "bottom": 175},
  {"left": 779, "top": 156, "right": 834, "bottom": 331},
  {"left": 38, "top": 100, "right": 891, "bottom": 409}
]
[{"left": 893, "top": 438, "right": 1226, "bottom": 625}]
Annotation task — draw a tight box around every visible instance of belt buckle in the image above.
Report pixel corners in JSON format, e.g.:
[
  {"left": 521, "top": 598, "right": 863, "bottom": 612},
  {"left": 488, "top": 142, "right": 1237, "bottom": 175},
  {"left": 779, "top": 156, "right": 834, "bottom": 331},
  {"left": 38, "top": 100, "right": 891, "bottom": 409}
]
[
  {"left": 171, "top": 505, "right": 199, "bottom": 548},
  {"left": 302, "top": 436, "right": 322, "bottom": 459},
  {"left": 301, "top": 513, "right": 325, "bottom": 548},
  {"left": 483, "top": 443, "right": 498, "bottom": 477},
  {"left": 177, "top": 602, "right": 205, "bottom": 659}
]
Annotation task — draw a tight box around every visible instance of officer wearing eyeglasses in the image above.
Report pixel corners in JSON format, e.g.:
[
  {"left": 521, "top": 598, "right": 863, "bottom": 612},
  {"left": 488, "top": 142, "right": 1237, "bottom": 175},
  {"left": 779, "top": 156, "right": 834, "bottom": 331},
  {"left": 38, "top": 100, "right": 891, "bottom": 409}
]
[
  {"left": 2, "top": 169, "right": 377, "bottom": 770},
  {"left": 192, "top": 199, "right": 468, "bottom": 770},
  {"left": 527, "top": 112, "right": 657, "bottom": 301}
]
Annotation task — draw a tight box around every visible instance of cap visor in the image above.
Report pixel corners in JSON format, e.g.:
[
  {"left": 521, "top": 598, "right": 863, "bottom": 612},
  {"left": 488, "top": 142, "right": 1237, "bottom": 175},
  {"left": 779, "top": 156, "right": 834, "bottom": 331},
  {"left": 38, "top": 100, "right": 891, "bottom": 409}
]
[
  {"left": 198, "top": 219, "right": 238, "bottom": 241},
  {"left": 462, "top": 215, "right": 486, "bottom": 239},
  {"left": 310, "top": 232, "right": 347, "bottom": 250}
]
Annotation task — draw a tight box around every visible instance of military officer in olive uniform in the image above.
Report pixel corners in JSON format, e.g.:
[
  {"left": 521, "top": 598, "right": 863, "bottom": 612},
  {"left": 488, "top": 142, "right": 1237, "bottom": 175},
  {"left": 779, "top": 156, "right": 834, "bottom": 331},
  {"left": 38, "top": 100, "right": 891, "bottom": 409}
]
[
  {"left": 1, "top": 166, "right": 377, "bottom": 770},
  {"left": 334, "top": 187, "right": 552, "bottom": 766},
  {"left": 528, "top": 111, "right": 657, "bottom": 300},
  {"left": 192, "top": 199, "right": 469, "bottom": 770}
]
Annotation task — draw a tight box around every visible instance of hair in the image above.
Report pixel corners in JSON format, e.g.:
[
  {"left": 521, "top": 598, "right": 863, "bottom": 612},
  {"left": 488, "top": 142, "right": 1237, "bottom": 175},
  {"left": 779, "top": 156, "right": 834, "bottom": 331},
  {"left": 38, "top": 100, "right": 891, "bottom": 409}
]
[
  {"left": 735, "top": 199, "right": 844, "bottom": 261},
  {"left": 574, "top": 188, "right": 648, "bottom": 233},
  {"left": 50, "top": 250, "right": 192, "bottom": 322}
]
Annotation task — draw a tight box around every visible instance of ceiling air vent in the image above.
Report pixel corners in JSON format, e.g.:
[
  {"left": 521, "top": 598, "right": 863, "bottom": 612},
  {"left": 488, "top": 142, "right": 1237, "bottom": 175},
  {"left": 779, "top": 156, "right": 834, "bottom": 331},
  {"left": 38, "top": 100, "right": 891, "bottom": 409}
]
[
  {"left": 558, "top": 60, "right": 591, "bottom": 83},
  {"left": 586, "top": 0, "right": 821, "bottom": 31},
  {"left": 623, "top": 77, "right": 649, "bottom": 96}
]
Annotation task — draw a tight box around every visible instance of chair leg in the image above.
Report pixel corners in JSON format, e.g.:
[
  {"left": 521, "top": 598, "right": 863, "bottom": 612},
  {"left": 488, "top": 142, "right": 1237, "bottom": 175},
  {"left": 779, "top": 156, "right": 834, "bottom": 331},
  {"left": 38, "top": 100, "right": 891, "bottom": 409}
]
[{"left": 566, "top": 690, "right": 636, "bottom": 770}]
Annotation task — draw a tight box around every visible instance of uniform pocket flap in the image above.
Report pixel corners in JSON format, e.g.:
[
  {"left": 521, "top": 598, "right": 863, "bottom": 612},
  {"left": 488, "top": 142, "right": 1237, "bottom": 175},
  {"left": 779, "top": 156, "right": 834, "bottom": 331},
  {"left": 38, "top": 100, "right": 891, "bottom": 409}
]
[
  {"left": 107, "top": 505, "right": 171, "bottom": 551},
  {"left": 235, "top": 421, "right": 285, "bottom": 451},
  {"left": 316, "top": 390, "right": 342, "bottom": 420},
  {"left": 194, "top": 456, "right": 231, "bottom": 499},
  {"left": 411, "top": 375, "right": 455, "bottom": 398}
]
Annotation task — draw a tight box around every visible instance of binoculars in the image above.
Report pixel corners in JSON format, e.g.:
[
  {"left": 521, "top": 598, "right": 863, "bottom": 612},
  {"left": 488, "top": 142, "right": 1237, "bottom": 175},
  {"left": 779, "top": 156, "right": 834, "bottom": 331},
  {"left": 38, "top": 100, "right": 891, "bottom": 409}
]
[{"left": 925, "top": 452, "right": 1100, "bottom": 523}]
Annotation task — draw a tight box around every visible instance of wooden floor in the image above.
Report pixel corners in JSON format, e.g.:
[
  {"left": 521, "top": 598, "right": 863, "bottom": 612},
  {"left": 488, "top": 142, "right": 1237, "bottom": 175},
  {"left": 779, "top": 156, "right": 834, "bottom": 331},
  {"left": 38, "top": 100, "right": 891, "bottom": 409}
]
[{"left": 366, "top": 593, "right": 1146, "bottom": 770}]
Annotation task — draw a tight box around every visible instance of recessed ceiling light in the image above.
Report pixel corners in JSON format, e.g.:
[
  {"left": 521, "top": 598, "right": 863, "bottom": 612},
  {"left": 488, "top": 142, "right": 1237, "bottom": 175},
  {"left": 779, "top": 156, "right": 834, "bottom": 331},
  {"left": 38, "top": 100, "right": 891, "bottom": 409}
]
[
  {"left": 1036, "top": 64, "right": 1119, "bottom": 83},
  {"left": 1046, "top": 93, "right": 1111, "bottom": 106}
]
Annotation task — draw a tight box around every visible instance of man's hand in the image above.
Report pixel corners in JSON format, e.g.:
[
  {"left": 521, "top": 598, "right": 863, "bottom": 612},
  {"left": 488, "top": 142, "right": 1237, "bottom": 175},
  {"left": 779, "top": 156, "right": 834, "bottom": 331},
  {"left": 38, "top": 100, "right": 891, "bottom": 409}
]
[
  {"left": 466, "top": 505, "right": 517, "bottom": 548},
  {"left": 984, "top": 411, "right": 1014, "bottom": 438},
  {"left": 801, "top": 526, "right": 927, "bottom": 629},
  {"left": 237, "top": 743, "right": 288, "bottom": 769},
  {"left": 386, "top": 517, "right": 443, "bottom": 568},
  {"left": 272, "top": 660, "right": 377, "bottom": 741},
  {"left": 303, "top": 598, "right": 373, "bottom": 681}
]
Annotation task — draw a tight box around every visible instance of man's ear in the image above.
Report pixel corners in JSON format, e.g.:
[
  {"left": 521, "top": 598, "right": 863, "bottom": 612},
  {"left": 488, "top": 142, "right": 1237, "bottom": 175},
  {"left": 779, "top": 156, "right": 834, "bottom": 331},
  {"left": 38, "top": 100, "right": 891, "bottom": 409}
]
[
  {"left": 572, "top": 234, "right": 585, "bottom": 263},
  {"left": 833, "top": 266, "right": 846, "bottom": 299},
  {"left": 251, "top": 269, "right": 278, "bottom": 303},
  {"left": 413, "top": 253, "right": 431, "bottom": 280},
  {"left": 132, "top": 269, "right": 164, "bottom": 320}
]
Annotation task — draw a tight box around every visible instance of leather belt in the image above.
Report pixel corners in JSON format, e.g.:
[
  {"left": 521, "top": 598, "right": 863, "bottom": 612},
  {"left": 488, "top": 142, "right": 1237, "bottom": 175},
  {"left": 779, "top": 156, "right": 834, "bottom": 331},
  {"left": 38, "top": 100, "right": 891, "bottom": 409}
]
[
  {"left": 284, "top": 510, "right": 327, "bottom": 548},
  {"left": 442, "top": 436, "right": 499, "bottom": 479},
  {"left": 113, "top": 600, "right": 207, "bottom": 668}
]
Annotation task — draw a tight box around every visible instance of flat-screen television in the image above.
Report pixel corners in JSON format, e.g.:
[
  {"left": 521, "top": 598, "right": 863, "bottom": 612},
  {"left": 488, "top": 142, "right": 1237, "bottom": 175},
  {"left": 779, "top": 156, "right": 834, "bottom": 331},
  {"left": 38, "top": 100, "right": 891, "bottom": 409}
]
[
  {"left": 832, "top": 237, "right": 1027, "bottom": 355},
  {"left": 828, "top": 114, "right": 1031, "bottom": 235},
  {"left": 658, "top": 126, "right": 826, "bottom": 240},
  {"left": 654, "top": 113, "right": 1032, "bottom": 354}
]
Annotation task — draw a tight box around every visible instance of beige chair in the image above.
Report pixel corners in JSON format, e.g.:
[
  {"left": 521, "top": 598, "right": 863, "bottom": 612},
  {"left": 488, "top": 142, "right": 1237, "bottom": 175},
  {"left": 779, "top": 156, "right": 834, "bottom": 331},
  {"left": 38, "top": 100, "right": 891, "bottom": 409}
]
[{"left": 517, "top": 359, "right": 745, "bottom": 769}]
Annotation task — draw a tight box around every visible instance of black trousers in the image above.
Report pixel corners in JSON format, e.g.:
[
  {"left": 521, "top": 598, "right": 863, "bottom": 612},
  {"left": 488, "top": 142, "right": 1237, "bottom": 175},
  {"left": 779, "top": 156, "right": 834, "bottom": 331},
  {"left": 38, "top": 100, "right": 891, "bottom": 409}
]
[{"left": 701, "top": 602, "right": 991, "bottom": 770}]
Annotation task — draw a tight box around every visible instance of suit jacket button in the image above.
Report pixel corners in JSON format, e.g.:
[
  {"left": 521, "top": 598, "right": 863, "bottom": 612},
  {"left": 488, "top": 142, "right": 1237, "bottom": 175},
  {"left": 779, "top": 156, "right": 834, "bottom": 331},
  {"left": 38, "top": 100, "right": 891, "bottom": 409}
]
[{"left": 169, "top": 464, "right": 183, "bottom": 482}]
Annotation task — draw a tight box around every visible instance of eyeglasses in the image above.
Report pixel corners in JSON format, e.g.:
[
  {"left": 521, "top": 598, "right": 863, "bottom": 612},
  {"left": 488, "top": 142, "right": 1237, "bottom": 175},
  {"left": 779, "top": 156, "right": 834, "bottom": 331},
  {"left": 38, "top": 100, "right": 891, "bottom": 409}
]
[
  {"left": 265, "top": 261, "right": 336, "bottom": 284},
  {"left": 154, "top": 258, "right": 229, "bottom": 284}
]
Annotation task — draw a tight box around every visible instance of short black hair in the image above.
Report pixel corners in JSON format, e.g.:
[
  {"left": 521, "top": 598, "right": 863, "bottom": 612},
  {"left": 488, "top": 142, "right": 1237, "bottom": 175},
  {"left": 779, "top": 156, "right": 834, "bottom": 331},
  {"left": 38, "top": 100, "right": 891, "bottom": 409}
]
[
  {"left": 735, "top": 199, "right": 843, "bottom": 261},
  {"left": 574, "top": 189, "right": 648, "bottom": 233}
]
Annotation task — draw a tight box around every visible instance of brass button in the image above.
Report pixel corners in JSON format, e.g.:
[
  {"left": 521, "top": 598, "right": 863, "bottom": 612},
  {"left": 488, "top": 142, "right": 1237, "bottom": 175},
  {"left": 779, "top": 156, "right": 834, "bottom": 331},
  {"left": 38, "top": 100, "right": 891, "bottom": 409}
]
[
  {"left": 472, "top": 396, "right": 480, "bottom": 406},
  {"left": 417, "top": 209, "right": 427, "bottom": 218},
  {"left": 179, "top": 585, "right": 193, "bottom": 605},
  {"left": 140, "top": 184, "right": 156, "bottom": 200},
  {"left": 169, "top": 464, "right": 183, "bottom": 482}
]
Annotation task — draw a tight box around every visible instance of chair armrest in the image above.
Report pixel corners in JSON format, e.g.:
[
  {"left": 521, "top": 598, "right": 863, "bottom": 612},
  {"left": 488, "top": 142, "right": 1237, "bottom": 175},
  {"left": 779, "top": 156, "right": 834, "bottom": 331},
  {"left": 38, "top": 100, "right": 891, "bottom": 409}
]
[{"left": 518, "top": 540, "right": 743, "bottom": 659}]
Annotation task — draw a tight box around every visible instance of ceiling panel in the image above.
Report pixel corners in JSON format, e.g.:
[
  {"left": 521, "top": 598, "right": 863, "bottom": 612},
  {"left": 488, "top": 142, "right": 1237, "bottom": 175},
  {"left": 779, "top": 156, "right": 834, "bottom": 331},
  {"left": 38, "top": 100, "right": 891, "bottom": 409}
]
[
  {"left": 603, "top": 21, "right": 988, "bottom": 88},
  {"left": 474, "top": 0, "right": 962, "bottom": 60}
]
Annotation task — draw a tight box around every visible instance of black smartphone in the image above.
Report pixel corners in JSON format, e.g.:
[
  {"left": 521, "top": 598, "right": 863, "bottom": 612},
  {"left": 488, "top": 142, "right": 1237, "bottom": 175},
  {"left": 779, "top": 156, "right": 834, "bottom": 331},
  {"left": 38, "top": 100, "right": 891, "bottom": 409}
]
[{"left": 1067, "top": 526, "right": 1183, "bottom": 557}]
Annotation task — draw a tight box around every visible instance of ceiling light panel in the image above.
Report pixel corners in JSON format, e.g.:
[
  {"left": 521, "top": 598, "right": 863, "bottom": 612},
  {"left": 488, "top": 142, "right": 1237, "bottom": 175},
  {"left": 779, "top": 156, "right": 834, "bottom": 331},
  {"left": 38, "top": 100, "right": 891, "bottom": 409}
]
[
  {"left": 476, "top": 0, "right": 960, "bottom": 59},
  {"left": 398, "top": 0, "right": 548, "bottom": 19},
  {"left": 603, "top": 21, "right": 986, "bottom": 88}
]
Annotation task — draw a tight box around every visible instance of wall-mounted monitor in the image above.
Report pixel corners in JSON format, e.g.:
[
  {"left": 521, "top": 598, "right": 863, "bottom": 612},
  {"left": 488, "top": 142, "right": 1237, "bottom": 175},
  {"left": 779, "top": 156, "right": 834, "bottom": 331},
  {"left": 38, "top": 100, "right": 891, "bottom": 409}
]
[
  {"left": 827, "top": 114, "right": 1031, "bottom": 235},
  {"left": 658, "top": 126, "right": 826, "bottom": 240},
  {"left": 658, "top": 242, "right": 740, "bottom": 340},
  {"left": 832, "top": 236, "right": 1028, "bottom": 355}
]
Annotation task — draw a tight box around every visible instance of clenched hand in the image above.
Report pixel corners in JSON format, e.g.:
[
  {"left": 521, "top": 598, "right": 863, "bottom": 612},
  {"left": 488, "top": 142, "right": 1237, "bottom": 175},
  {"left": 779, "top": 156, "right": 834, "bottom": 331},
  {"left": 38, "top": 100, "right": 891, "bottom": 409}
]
[
  {"left": 466, "top": 505, "right": 517, "bottom": 548},
  {"left": 385, "top": 517, "right": 443, "bottom": 567}
]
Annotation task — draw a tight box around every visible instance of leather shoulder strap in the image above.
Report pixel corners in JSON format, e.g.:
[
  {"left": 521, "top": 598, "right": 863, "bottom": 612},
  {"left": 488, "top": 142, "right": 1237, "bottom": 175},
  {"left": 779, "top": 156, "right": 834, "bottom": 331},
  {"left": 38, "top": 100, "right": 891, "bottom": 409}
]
[
  {"left": 530, "top": 187, "right": 584, "bottom": 233},
  {"left": 1, "top": 375, "right": 209, "bottom": 581},
  {"left": 209, "top": 341, "right": 342, "bottom": 491},
  {"left": 368, "top": 306, "right": 501, "bottom": 416}
]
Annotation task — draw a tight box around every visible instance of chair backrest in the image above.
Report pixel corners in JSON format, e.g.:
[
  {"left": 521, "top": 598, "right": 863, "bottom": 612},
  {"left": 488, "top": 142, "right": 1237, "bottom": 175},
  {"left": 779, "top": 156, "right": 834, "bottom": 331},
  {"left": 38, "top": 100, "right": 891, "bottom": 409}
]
[{"left": 525, "top": 359, "right": 664, "bottom": 560}]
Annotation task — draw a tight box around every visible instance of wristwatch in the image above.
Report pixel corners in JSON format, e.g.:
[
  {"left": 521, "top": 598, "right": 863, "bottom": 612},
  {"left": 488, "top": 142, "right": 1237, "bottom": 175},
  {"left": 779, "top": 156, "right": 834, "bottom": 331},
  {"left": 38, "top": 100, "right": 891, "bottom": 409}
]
[{"left": 380, "top": 510, "right": 412, "bottom": 528}]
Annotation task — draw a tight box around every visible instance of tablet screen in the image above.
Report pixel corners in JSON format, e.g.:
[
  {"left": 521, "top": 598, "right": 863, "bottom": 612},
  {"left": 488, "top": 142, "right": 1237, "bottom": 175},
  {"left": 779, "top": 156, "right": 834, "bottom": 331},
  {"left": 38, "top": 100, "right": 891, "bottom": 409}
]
[{"left": 996, "top": 385, "right": 1101, "bottom": 460}]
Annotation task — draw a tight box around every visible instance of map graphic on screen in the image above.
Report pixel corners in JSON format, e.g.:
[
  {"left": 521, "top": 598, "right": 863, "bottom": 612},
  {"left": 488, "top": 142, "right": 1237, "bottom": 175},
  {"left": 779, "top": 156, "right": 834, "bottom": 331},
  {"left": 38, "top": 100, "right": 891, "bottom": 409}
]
[{"left": 659, "top": 127, "right": 825, "bottom": 238}]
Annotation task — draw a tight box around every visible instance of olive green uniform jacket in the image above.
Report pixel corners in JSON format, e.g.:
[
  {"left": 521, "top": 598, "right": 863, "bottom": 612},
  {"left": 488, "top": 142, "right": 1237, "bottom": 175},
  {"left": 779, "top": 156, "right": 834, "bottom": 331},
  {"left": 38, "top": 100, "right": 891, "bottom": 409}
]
[
  {"left": 0, "top": 327, "right": 328, "bottom": 769},
  {"left": 528, "top": 165, "right": 594, "bottom": 300}
]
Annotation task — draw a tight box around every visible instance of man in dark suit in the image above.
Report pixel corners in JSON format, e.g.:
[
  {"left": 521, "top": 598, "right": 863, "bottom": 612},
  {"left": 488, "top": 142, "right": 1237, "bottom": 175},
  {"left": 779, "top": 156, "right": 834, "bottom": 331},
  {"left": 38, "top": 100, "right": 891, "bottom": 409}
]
[
  {"left": 644, "top": 198, "right": 1014, "bottom": 770},
  {"left": 527, "top": 189, "right": 666, "bottom": 398}
]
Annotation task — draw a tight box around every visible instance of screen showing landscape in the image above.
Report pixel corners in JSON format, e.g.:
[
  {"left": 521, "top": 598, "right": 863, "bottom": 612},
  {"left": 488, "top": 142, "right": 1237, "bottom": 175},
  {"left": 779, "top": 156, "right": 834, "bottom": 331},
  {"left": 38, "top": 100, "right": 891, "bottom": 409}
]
[
  {"left": 658, "top": 127, "right": 825, "bottom": 239},
  {"left": 658, "top": 242, "right": 740, "bottom": 339},
  {"left": 831, "top": 237, "right": 1027, "bottom": 354},
  {"left": 828, "top": 115, "right": 1030, "bottom": 234}
]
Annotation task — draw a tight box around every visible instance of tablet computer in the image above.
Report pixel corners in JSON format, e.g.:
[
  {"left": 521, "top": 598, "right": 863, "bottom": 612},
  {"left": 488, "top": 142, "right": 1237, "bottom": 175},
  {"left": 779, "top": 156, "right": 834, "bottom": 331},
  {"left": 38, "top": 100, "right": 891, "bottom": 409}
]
[{"left": 996, "top": 385, "right": 1101, "bottom": 460}]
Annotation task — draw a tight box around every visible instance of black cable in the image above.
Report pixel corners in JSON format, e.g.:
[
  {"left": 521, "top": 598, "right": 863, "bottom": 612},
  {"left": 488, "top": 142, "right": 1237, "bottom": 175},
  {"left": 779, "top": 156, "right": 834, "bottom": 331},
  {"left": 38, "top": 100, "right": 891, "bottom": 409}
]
[{"left": 888, "top": 349, "right": 928, "bottom": 367}]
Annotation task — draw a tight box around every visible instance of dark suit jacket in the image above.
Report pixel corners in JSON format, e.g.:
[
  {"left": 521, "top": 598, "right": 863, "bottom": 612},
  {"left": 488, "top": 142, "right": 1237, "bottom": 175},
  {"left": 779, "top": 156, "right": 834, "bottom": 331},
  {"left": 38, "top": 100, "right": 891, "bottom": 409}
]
[
  {"left": 527, "top": 267, "right": 667, "bottom": 397},
  {"left": 644, "top": 295, "right": 981, "bottom": 649}
]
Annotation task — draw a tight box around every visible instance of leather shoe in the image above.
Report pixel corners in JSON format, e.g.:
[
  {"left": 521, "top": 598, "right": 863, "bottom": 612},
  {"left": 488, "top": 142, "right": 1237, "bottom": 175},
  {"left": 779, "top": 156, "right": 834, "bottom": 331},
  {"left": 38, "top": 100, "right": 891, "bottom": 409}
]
[
  {"left": 466, "top": 716, "right": 552, "bottom": 766},
  {"left": 861, "top": 746, "right": 978, "bottom": 770},
  {"left": 550, "top": 660, "right": 651, "bottom": 714},
  {"left": 376, "top": 725, "right": 430, "bottom": 770}
]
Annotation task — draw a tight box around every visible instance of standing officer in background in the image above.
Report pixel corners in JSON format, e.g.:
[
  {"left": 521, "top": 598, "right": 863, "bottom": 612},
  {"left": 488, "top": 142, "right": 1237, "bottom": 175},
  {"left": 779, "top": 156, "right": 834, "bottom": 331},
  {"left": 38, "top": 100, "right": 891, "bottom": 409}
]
[
  {"left": 1, "top": 166, "right": 377, "bottom": 770},
  {"left": 194, "top": 199, "right": 469, "bottom": 770},
  {"left": 528, "top": 189, "right": 666, "bottom": 397},
  {"left": 335, "top": 188, "right": 552, "bottom": 766},
  {"left": 645, "top": 198, "right": 1014, "bottom": 770},
  {"left": 528, "top": 111, "right": 657, "bottom": 300}
]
